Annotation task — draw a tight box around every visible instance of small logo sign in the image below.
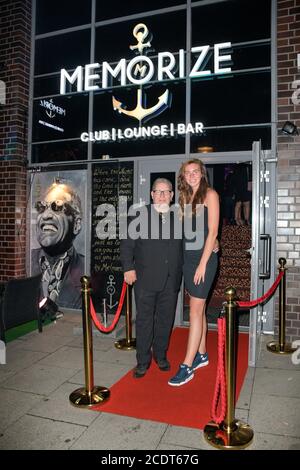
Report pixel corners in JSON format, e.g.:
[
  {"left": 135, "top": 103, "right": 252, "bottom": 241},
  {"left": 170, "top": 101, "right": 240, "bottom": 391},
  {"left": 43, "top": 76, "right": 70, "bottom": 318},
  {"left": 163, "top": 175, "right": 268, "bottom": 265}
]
[
  {"left": 39, "top": 98, "right": 66, "bottom": 132},
  {"left": 106, "top": 274, "right": 118, "bottom": 310},
  {"left": 39, "top": 99, "right": 66, "bottom": 119}
]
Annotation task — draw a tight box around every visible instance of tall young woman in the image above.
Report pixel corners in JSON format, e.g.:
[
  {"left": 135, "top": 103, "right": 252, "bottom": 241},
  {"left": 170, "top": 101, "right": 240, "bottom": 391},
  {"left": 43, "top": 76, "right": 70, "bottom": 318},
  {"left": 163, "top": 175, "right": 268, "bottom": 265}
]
[{"left": 168, "top": 158, "right": 219, "bottom": 386}]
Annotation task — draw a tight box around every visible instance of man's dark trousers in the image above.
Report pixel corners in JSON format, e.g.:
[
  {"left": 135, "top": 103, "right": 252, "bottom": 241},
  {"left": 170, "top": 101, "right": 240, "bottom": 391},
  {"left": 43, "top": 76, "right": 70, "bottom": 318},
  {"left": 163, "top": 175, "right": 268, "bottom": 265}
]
[{"left": 134, "top": 277, "right": 178, "bottom": 367}]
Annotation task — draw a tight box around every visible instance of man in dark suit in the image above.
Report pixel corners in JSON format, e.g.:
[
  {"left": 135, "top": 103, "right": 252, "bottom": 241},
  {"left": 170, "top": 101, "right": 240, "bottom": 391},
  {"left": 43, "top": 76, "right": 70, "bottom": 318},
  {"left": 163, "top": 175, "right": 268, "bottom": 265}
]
[
  {"left": 31, "top": 181, "right": 84, "bottom": 309},
  {"left": 120, "top": 178, "right": 183, "bottom": 378}
]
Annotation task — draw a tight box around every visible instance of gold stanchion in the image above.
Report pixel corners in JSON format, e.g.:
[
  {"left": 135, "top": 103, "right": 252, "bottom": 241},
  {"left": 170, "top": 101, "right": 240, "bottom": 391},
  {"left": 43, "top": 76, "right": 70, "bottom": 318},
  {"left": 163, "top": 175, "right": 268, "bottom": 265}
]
[
  {"left": 267, "top": 258, "right": 296, "bottom": 355},
  {"left": 69, "top": 276, "right": 110, "bottom": 407},
  {"left": 115, "top": 284, "right": 136, "bottom": 350},
  {"left": 204, "top": 287, "right": 254, "bottom": 450}
]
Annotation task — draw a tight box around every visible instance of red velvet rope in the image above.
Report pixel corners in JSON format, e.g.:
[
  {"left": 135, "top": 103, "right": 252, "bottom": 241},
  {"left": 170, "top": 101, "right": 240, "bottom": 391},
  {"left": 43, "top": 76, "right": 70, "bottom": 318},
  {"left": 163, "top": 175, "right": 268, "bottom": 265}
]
[
  {"left": 211, "top": 316, "right": 227, "bottom": 424},
  {"left": 210, "top": 270, "right": 284, "bottom": 426},
  {"left": 236, "top": 270, "right": 284, "bottom": 308},
  {"left": 90, "top": 281, "right": 127, "bottom": 333}
]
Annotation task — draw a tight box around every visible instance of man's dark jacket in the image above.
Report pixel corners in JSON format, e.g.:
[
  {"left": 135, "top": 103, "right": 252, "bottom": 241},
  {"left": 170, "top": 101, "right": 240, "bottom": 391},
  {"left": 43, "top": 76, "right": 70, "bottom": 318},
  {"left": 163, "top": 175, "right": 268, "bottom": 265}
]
[{"left": 120, "top": 204, "right": 183, "bottom": 292}]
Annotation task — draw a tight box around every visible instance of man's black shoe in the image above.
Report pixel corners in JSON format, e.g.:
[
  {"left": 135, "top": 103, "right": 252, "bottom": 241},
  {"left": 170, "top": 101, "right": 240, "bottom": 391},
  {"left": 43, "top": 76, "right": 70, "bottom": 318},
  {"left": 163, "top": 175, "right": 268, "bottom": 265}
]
[
  {"left": 133, "top": 365, "right": 148, "bottom": 378},
  {"left": 155, "top": 358, "right": 170, "bottom": 371}
]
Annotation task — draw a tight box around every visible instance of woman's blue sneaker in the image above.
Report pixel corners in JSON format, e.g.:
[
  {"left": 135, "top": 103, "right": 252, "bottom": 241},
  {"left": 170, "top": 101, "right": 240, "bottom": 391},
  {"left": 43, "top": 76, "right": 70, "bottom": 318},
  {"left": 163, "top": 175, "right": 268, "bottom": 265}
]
[
  {"left": 168, "top": 364, "right": 194, "bottom": 386},
  {"left": 192, "top": 352, "right": 209, "bottom": 370}
]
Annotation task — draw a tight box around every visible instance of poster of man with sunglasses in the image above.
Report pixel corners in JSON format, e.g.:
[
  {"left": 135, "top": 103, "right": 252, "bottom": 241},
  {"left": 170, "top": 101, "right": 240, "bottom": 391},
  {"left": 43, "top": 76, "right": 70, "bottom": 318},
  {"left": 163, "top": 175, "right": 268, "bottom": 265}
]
[{"left": 30, "top": 172, "right": 86, "bottom": 310}]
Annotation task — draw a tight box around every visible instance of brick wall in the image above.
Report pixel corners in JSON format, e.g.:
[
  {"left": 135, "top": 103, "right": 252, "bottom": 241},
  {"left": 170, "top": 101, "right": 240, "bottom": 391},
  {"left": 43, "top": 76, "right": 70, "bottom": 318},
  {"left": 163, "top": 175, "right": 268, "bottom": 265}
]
[
  {"left": 277, "top": 0, "right": 300, "bottom": 342},
  {"left": 0, "top": 0, "right": 31, "bottom": 281}
]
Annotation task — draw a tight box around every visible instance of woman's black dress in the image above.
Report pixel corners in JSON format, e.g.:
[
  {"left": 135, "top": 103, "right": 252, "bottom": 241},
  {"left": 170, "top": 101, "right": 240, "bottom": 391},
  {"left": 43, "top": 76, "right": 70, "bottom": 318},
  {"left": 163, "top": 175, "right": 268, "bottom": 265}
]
[{"left": 183, "top": 206, "right": 218, "bottom": 298}]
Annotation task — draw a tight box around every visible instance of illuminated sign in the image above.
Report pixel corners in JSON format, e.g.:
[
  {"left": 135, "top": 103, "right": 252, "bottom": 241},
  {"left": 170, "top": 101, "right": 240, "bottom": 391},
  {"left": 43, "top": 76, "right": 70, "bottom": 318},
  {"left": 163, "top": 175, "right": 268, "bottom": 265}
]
[
  {"left": 80, "top": 122, "right": 204, "bottom": 142},
  {"left": 59, "top": 23, "right": 232, "bottom": 139},
  {"left": 38, "top": 98, "right": 66, "bottom": 133},
  {"left": 59, "top": 23, "right": 232, "bottom": 103},
  {"left": 60, "top": 41, "right": 231, "bottom": 94},
  {"left": 60, "top": 46, "right": 231, "bottom": 93}
]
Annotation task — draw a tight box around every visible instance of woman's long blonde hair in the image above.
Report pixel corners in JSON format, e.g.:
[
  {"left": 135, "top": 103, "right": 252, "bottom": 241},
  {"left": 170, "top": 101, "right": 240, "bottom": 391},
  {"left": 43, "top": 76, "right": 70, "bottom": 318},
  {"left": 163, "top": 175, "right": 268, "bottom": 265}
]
[{"left": 178, "top": 159, "right": 210, "bottom": 214}]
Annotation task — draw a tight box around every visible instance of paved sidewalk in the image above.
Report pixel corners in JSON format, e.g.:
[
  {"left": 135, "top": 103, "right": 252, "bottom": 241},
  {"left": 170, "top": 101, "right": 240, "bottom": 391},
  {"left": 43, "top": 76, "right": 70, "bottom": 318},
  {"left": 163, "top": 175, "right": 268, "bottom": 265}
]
[{"left": 0, "top": 313, "right": 299, "bottom": 450}]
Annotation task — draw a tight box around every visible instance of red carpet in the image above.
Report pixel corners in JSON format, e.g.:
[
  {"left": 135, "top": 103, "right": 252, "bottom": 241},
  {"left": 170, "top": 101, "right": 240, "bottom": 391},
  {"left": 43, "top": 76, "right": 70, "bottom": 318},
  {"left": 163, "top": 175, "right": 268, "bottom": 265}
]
[{"left": 94, "top": 328, "right": 249, "bottom": 429}]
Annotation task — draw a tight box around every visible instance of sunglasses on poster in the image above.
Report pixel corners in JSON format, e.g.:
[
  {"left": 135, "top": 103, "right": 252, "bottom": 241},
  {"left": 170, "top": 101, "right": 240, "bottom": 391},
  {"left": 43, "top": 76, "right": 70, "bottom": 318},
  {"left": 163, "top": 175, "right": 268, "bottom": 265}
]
[{"left": 35, "top": 200, "right": 74, "bottom": 215}]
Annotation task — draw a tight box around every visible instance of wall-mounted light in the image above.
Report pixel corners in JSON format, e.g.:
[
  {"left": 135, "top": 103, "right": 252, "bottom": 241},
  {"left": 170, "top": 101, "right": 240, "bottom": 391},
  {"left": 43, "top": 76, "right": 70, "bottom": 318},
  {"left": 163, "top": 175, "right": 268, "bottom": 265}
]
[
  {"left": 39, "top": 297, "right": 63, "bottom": 322},
  {"left": 197, "top": 146, "right": 214, "bottom": 153},
  {"left": 281, "top": 121, "right": 299, "bottom": 136}
]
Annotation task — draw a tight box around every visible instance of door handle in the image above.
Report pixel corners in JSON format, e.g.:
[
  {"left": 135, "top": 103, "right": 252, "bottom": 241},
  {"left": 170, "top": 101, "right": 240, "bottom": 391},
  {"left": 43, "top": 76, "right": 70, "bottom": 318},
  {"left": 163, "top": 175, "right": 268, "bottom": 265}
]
[
  {"left": 245, "top": 247, "right": 253, "bottom": 257},
  {"left": 259, "top": 234, "right": 271, "bottom": 279}
]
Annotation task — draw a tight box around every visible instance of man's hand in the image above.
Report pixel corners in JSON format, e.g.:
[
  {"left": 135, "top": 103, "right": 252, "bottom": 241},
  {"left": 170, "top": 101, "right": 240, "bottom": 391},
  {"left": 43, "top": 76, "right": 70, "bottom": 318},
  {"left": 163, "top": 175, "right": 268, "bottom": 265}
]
[{"left": 124, "top": 270, "right": 137, "bottom": 285}]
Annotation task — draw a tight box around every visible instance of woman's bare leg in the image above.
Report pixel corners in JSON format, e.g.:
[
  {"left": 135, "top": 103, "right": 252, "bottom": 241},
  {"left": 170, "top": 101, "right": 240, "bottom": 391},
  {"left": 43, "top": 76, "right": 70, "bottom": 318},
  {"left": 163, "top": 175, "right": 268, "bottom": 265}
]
[
  {"left": 235, "top": 201, "right": 243, "bottom": 225},
  {"left": 243, "top": 201, "right": 250, "bottom": 224},
  {"left": 199, "top": 310, "right": 207, "bottom": 354},
  {"left": 183, "top": 296, "right": 206, "bottom": 367}
]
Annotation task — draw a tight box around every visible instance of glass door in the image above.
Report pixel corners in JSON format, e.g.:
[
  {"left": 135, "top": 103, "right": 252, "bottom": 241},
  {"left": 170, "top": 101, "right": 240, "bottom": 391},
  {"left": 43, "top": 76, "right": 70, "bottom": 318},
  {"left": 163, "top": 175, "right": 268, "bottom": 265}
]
[
  {"left": 137, "top": 157, "right": 183, "bottom": 206},
  {"left": 200, "top": 162, "right": 253, "bottom": 331},
  {"left": 249, "top": 141, "right": 276, "bottom": 366}
]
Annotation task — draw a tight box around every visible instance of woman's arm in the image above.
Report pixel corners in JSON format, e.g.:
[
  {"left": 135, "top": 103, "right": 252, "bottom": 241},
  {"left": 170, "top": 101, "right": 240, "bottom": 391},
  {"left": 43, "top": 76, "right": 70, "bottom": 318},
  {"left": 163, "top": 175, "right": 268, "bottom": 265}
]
[
  {"left": 193, "top": 189, "right": 219, "bottom": 284},
  {"left": 201, "top": 189, "right": 219, "bottom": 264}
]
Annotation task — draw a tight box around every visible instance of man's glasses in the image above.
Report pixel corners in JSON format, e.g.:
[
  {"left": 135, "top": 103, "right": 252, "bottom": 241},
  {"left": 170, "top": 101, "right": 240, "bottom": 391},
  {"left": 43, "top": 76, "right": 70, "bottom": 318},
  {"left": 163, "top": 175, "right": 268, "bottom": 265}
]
[
  {"left": 152, "top": 190, "right": 172, "bottom": 196},
  {"left": 35, "top": 200, "right": 73, "bottom": 215}
]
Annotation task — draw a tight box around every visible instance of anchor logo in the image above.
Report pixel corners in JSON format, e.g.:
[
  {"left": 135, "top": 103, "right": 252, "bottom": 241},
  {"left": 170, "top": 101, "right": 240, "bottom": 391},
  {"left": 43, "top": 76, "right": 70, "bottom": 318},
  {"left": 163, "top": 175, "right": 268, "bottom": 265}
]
[
  {"left": 46, "top": 110, "right": 55, "bottom": 118},
  {"left": 129, "top": 23, "right": 152, "bottom": 55},
  {"left": 112, "top": 24, "right": 171, "bottom": 124},
  {"left": 113, "top": 88, "right": 170, "bottom": 123},
  {"left": 46, "top": 99, "right": 55, "bottom": 118},
  {"left": 106, "top": 274, "right": 118, "bottom": 310}
]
